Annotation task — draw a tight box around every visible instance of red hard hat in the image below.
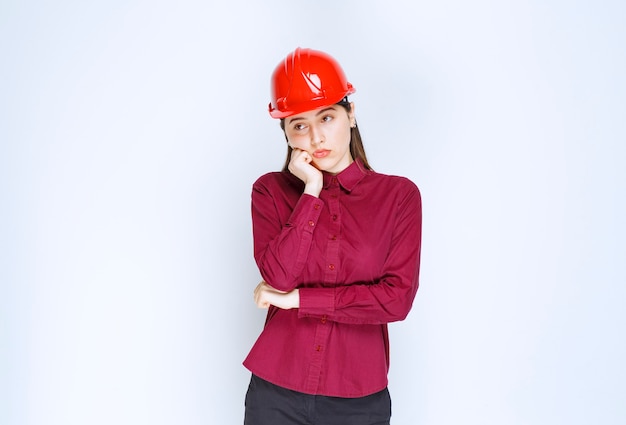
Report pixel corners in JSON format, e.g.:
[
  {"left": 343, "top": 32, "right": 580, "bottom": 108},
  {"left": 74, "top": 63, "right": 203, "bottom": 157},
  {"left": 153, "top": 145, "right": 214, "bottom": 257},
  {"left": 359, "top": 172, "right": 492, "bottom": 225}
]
[{"left": 268, "top": 47, "right": 356, "bottom": 119}]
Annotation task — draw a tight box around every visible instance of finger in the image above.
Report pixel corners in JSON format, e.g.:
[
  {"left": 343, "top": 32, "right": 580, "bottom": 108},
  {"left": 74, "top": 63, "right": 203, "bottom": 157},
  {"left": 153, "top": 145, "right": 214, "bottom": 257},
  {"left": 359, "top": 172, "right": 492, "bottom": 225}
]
[
  {"left": 254, "top": 284, "right": 263, "bottom": 303},
  {"left": 254, "top": 280, "right": 266, "bottom": 294},
  {"left": 292, "top": 149, "right": 308, "bottom": 160},
  {"left": 291, "top": 150, "right": 310, "bottom": 165},
  {"left": 254, "top": 293, "right": 267, "bottom": 308},
  {"left": 255, "top": 290, "right": 269, "bottom": 309},
  {"left": 254, "top": 282, "right": 269, "bottom": 307}
]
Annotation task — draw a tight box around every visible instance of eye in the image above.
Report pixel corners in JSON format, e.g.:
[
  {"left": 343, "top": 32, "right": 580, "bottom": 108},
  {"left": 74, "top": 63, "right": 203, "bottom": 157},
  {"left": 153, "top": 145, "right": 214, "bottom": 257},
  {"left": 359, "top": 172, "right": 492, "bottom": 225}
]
[
  {"left": 321, "top": 115, "right": 333, "bottom": 123},
  {"left": 293, "top": 123, "right": 307, "bottom": 131}
]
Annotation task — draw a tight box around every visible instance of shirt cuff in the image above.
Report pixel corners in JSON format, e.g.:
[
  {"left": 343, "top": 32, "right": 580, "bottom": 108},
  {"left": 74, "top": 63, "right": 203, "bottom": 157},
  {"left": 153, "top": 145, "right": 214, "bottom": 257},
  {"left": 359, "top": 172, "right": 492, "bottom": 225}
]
[{"left": 298, "top": 287, "right": 335, "bottom": 318}]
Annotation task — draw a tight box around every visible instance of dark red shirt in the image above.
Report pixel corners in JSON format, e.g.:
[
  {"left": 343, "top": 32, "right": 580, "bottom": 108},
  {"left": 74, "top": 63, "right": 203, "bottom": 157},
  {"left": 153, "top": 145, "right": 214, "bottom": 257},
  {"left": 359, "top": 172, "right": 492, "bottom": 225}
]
[{"left": 243, "top": 159, "right": 422, "bottom": 398}]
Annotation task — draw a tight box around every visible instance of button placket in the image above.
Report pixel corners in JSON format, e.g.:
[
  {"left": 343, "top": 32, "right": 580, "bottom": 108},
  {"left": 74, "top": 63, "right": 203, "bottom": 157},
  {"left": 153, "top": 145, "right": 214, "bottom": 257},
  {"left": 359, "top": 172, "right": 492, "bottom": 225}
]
[
  {"left": 303, "top": 176, "right": 341, "bottom": 394},
  {"left": 323, "top": 181, "right": 341, "bottom": 286}
]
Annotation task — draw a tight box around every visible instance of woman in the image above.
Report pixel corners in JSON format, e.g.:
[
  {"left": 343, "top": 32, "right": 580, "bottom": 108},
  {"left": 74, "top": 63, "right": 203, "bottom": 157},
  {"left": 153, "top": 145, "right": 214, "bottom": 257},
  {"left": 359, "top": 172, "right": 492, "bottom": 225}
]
[{"left": 243, "top": 47, "right": 422, "bottom": 425}]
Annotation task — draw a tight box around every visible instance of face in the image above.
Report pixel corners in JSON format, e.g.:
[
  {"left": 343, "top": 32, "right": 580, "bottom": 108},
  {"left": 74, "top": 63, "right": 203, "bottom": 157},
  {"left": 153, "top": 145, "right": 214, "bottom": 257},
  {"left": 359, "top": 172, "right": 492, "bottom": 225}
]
[{"left": 284, "top": 103, "right": 356, "bottom": 174}]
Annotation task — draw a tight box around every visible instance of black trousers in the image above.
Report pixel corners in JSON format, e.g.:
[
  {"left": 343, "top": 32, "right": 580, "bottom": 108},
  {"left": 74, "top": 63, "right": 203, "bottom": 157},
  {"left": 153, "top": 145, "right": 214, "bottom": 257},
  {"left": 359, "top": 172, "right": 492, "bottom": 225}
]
[{"left": 244, "top": 374, "right": 391, "bottom": 425}]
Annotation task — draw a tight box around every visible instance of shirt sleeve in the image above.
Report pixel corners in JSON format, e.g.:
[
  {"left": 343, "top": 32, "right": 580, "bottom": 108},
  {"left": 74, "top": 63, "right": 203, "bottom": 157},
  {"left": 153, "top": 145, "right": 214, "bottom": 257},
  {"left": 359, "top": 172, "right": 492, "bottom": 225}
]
[
  {"left": 252, "top": 177, "right": 325, "bottom": 292},
  {"left": 298, "top": 182, "right": 422, "bottom": 324}
]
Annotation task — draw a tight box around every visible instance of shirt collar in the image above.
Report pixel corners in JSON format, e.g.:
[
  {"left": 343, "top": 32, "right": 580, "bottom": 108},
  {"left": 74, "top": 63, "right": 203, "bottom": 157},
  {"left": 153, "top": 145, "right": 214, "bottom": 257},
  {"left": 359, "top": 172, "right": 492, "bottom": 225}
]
[{"left": 323, "top": 158, "right": 369, "bottom": 192}]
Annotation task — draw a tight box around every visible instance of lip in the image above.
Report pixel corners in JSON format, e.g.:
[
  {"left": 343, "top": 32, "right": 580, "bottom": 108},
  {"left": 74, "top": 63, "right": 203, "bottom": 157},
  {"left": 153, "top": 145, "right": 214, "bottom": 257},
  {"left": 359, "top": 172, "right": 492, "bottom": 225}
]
[{"left": 312, "top": 149, "right": 330, "bottom": 159}]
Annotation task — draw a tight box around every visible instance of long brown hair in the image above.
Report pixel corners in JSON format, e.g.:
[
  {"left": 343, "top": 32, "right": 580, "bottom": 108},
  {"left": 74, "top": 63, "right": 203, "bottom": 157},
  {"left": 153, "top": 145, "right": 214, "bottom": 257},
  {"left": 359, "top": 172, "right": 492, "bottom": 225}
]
[{"left": 279, "top": 98, "right": 372, "bottom": 172}]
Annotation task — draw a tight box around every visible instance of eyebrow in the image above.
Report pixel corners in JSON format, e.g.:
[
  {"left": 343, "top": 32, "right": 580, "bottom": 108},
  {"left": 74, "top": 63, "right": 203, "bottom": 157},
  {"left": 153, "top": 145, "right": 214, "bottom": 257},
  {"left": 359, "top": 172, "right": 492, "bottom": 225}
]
[{"left": 287, "top": 107, "right": 337, "bottom": 124}]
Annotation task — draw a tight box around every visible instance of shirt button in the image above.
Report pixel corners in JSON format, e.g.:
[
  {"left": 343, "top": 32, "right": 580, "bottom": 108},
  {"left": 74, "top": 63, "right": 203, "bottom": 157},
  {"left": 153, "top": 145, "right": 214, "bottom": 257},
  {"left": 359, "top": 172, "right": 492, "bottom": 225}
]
[
  {"left": 332, "top": 214, "right": 337, "bottom": 221},
  {"left": 308, "top": 220, "right": 315, "bottom": 227},
  {"left": 330, "top": 235, "right": 337, "bottom": 241},
  {"left": 315, "top": 345, "right": 322, "bottom": 352},
  {"left": 328, "top": 264, "right": 335, "bottom": 271},
  {"left": 321, "top": 315, "right": 327, "bottom": 324},
  {"left": 331, "top": 177, "right": 337, "bottom": 184},
  {"left": 314, "top": 204, "right": 320, "bottom": 210}
]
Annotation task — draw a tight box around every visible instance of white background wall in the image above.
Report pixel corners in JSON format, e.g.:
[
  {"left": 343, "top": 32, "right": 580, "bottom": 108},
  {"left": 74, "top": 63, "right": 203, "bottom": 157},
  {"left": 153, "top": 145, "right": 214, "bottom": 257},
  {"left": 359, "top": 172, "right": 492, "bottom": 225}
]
[{"left": 1, "top": 1, "right": 624, "bottom": 424}]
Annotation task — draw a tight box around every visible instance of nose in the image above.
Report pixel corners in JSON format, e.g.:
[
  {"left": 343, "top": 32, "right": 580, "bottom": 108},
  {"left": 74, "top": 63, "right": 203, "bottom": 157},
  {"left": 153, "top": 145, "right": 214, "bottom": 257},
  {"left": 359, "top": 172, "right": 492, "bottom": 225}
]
[{"left": 309, "top": 124, "right": 324, "bottom": 146}]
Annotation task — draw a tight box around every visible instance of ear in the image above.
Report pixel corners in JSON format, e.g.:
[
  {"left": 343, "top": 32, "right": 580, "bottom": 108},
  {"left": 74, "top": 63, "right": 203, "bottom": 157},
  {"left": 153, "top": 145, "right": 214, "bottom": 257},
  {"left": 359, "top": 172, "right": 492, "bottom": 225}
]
[{"left": 349, "top": 102, "right": 356, "bottom": 127}]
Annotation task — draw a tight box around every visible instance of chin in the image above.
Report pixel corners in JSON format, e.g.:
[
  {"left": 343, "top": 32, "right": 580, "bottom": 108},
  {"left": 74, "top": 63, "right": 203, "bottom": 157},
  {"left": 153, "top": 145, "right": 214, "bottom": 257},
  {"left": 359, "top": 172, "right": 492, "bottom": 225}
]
[{"left": 317, "top": 163, "right": 336, "bottom": 173}]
